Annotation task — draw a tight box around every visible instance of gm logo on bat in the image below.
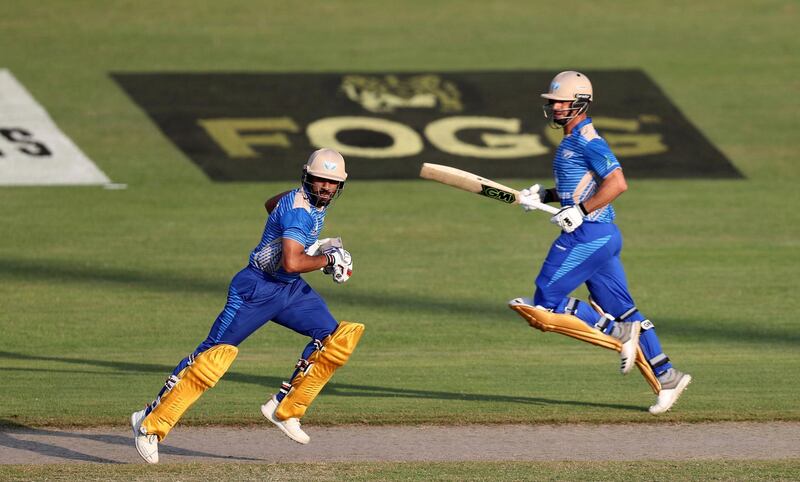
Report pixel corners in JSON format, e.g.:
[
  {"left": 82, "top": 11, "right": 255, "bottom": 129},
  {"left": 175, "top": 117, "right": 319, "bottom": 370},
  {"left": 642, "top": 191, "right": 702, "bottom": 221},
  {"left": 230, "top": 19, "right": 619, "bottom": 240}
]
[{"left": 480, "top": 185, "right": 516, "bottom": 204}]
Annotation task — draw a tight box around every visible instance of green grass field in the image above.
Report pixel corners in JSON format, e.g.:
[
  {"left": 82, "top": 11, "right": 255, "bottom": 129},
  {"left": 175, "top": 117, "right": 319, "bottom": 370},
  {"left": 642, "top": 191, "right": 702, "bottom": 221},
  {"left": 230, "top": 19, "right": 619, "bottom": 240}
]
[
  {"left": 1, "top": 0, "right": 798, "bottom": 478},
  {"left": 2, "top": 460, "right": 800, "bottom": 481}
]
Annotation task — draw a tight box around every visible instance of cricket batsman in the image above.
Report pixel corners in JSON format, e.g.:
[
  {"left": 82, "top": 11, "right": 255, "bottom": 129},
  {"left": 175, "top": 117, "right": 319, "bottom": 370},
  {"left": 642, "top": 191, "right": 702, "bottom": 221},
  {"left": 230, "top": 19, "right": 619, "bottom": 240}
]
[
  {"left": 511, "top": 71, "right": 691, "bottom": 414},
  {"left": 130, "top": 148, "right": 364, "bottom": 463}
]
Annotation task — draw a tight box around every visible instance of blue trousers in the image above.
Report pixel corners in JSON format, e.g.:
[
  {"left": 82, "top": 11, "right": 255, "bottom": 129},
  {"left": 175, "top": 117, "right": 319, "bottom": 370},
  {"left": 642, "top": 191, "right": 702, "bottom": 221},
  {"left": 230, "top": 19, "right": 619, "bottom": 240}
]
[
  {"left": 146, "top": 266, "right": 338, "bottom": 414},
  {"left": 533, "top": 222, "right": 672, "bottom": 376},
  {"left": 200, "top": 266, "right": 338, "bottom": 351}
]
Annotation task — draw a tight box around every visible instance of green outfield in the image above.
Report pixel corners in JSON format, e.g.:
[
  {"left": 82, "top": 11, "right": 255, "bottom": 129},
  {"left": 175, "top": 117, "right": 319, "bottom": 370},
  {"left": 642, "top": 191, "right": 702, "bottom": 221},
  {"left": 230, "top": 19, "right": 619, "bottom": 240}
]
[
  {"left": 1, "top": 0, "right": 798, "bottom": 477},
  {"left": 2, "top": 460, "right": 800, "bottom": 481}
]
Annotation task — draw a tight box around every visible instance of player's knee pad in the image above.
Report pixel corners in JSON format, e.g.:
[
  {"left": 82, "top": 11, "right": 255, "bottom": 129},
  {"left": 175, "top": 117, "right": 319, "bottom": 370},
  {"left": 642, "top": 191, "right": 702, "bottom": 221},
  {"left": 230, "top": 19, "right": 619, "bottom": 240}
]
[
  {"left": 142, "top": 344, "right": 238, "bottom": 440},
  {"left": 276, "top": 321, "right": 364, "bottom": 420}
]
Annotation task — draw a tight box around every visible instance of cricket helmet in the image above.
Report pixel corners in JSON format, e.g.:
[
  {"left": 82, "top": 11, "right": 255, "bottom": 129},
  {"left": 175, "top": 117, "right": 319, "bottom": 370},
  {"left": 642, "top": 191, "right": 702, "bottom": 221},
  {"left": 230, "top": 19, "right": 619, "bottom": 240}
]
[
  {"left": 304, "top": 148, "right": 348, "bottom": 182},
  {"left": 302, "top": 148, "right": 347, "bottom": 207},
  {"left": 541, "top": 71, "right": 593, "bottom": 128},
  {"left": 541, "top": 71, "right": 593, "bottom": 102}
]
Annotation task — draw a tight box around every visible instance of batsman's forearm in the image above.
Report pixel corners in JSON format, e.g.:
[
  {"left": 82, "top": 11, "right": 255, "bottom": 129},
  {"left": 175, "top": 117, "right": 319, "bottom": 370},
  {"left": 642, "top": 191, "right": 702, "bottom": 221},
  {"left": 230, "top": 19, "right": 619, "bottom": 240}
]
[
  {"left": 281, "top": 238, "right": 331, "bottom": 273},
  {"left": 282, "top": 253, "right": 330, "bottom": 274},
  {"left": 582, "top": 169, "right": 627, "bottom": 214}
]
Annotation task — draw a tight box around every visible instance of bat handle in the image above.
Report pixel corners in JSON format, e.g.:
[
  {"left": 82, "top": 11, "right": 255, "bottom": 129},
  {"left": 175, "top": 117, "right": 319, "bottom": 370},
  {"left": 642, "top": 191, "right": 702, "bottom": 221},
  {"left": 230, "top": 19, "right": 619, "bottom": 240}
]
[{"left": 525, "top": 201, "right": 560, "bottom": 215}]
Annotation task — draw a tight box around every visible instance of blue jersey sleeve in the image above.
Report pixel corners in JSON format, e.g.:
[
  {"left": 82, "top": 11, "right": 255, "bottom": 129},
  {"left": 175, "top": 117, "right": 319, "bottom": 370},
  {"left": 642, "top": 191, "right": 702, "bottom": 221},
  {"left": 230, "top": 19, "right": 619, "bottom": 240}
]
[
  {"left": 280, "top": 208, "right": 314, "bottom": 246},
  {"left": 585, "top": 138, "right": 621, "bottom": 179}
]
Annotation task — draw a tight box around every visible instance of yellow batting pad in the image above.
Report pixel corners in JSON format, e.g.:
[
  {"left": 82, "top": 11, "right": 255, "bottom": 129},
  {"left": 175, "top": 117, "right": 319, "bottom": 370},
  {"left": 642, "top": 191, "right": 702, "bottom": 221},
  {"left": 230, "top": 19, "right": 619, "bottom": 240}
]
[
  {"left": 634, "top": 346, "right": 660, "bottom": 394},
  {"left": 511, "top": 303, "right": 621, "bottom": 350},
  {"left": 510, "top": 303, "right": 660, "bottom": 394},
  {"left": 142, "top": 344, "right": 238, "bottom": 440},
  {"left": 276, "top": 321, "right": 365, "bottom": 420}
]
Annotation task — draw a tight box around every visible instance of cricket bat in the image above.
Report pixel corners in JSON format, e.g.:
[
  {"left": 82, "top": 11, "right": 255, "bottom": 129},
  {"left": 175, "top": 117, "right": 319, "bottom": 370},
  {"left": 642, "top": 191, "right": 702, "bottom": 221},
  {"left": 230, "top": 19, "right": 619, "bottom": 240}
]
[{"left": 419, "top": 163, "right": 558, "bottom": 214}]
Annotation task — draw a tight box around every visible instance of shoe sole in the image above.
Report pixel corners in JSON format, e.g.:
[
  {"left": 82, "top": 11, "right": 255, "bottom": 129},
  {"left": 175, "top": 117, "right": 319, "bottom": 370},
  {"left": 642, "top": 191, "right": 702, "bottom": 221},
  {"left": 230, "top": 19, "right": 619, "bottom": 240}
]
[
  {"left": 619, "top": 322, "right": 641, "bottom": 375},
  {"left": 261, "top": 403, "right": 310, "bottom": 445},
  {"left": 130, "top": 412, "right": 139, "bottom": 437},
  {"left": 649, "top": 374, "right": 692, "bottom": 415}
]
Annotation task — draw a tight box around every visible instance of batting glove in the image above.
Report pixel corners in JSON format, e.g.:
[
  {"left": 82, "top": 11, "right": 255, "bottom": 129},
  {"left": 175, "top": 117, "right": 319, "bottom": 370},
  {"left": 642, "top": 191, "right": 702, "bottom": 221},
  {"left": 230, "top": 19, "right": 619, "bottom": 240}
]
[
  {"left": 305, "top": 238, "right": 325, "bottom": 256},
  {"left": 519, "top": 184, "right": 546, "bottom": 212},
  {"left": 550, "top": 203, "right": 588, "bottom": 233},
  {"left": 324, "top": 247, "right": 353, "bottom": 284}
]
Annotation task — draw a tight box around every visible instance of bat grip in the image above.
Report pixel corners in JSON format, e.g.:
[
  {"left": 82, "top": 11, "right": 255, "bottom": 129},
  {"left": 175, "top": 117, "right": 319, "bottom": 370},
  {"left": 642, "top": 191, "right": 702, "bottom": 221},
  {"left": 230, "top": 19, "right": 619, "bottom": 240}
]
[{"left": 525, "top": 201, "right": 559, "bottom": 215}]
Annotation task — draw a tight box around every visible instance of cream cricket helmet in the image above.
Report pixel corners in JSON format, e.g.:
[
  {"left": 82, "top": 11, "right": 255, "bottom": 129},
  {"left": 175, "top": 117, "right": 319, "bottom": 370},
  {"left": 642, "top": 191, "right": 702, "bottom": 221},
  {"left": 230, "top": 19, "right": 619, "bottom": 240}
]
[
  {"left": 304, "top": 148, "right": 348, "bottom": 182},
  {"left": 302, "top": 148, "right": 347, "bottom": 206},
  {"left": 541, "top": 71, "right": 593, "bottom": 127}
]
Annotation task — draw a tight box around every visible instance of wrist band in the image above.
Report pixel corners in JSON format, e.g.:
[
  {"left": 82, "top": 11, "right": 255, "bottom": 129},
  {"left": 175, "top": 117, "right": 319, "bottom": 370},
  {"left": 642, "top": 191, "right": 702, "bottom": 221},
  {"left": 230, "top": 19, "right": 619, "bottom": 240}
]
[
  {"left": 578, "top": 202, "right": 589, "bottom": 216},
  {"left": 325, "top": 253, "right": 335, "bottom": 267}
]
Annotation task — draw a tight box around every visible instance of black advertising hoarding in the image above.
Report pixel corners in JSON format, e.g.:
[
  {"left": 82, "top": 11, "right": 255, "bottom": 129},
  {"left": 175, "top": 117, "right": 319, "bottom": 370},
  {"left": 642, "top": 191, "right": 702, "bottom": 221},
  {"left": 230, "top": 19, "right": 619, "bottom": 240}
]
[{"left": 113, "top": 71, "right": 741, "bottom": 181}]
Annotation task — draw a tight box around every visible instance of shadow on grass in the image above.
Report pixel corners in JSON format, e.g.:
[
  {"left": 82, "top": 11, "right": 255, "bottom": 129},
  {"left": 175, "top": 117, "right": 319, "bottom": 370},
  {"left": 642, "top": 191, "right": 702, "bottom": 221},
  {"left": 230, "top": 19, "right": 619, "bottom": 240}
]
[
  {"left": 0, "top": 257, "right": 226, "bottom": 294},
  {"left": 2, "top": 257, "right": 797, "bottom": 346},
  {"left": 0, "top": 350, "right": 639, "bottom": 414},
  {"left": 0, "top": 419, "right": 262, "bottom": 463}
]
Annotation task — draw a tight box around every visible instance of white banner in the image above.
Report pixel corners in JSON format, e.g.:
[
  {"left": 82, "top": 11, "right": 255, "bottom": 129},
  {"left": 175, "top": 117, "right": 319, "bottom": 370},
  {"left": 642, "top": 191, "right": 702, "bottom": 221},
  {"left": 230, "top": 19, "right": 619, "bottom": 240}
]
[{"left": 0, "top": 69, "right": 110, "bottom": 186}]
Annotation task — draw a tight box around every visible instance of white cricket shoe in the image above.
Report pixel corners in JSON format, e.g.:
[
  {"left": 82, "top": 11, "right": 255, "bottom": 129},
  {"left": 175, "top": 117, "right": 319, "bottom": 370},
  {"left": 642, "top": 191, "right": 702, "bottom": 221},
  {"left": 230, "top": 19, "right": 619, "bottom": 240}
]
[
  {"left": 261, "top": 395, "right": 310, "bottom": 444},
  {"left": 130, "top": 408, "right": 159, "bottom": 464},
  {"left": 615, "top": 321, "right": 641, "bottom": 375},
  {"left": 650, "top": 368, "right": 692, "bottom": 414}
]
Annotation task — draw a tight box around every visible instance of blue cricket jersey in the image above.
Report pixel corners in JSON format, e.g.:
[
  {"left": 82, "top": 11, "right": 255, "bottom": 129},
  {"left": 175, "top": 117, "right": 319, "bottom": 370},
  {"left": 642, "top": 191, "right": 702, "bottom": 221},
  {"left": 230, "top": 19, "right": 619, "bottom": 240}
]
[
  {"left": 553, "top": 117, "right": 621, "bottom": 223},
  {"left": 249, "top": 188, "right": 326, "bottom": 283}
]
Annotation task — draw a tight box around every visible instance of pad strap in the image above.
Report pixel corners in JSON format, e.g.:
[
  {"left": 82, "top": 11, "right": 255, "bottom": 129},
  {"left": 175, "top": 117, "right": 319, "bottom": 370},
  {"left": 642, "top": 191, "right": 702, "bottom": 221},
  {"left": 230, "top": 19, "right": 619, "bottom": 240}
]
[
  {"left": 619, "top": 306, "right": 639, "bottom": 321},
  {"left": 564, "top": 297, "right": 580, "bottom": 316},
  {"left": 594, "top": 313, "right": 614, "bottom": 333},
  {"left": 648, "top": 353, "right": 671, "bottom": 370}
]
